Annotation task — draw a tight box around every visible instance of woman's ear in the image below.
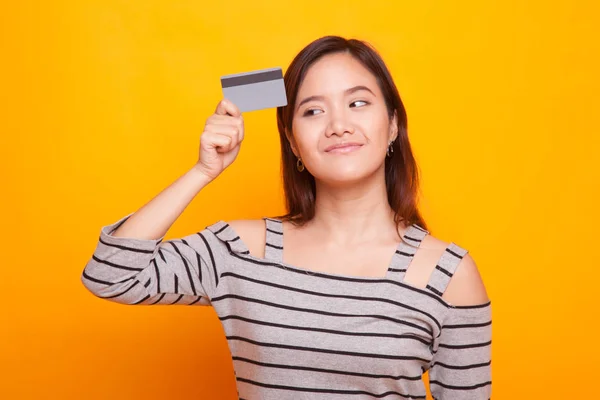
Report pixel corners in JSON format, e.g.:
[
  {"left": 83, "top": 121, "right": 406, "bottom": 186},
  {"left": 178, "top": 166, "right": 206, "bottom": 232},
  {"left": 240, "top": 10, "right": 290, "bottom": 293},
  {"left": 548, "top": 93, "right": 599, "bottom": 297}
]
[
  {"left": 286, "top": 128, "right": 299, "bottom": 157},
  {"left": 389, "top": 111, "right": 399, "bottom": 142}
]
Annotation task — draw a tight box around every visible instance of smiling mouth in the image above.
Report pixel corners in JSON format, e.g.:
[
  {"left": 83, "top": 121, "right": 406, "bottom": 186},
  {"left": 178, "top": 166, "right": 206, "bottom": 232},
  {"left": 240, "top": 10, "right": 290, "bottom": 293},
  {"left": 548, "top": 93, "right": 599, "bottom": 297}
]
[{"left": 325, "top": 143, "right": 364, "bottom": 153}]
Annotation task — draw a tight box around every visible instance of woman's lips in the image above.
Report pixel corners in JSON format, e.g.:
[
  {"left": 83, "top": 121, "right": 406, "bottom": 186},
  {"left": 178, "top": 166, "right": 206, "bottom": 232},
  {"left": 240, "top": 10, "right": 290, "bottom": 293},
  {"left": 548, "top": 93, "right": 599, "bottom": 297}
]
[{"left": 325, "top": 143, "right": 364, "bottom": 153}]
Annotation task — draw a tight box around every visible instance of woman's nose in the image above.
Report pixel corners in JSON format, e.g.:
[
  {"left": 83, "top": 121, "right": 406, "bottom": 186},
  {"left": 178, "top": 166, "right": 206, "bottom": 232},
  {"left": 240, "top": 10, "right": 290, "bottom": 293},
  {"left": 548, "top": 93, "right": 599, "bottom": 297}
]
[{"left": 325, "top": 109, "right": 354, "bottom": 137}]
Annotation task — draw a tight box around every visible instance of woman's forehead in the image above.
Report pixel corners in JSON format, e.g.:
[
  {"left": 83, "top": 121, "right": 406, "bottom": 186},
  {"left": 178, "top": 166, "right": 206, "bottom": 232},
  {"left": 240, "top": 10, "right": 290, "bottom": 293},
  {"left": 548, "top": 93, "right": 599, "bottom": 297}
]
[{"left": 298, "top": 53, "right": 379, "bottom": 96}]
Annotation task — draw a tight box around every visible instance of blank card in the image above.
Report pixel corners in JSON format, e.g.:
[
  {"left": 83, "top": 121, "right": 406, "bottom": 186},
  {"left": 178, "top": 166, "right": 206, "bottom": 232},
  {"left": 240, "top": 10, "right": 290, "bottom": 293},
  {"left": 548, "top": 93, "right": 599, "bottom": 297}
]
[{"left": 221, "top": 67, "right": 288, "bottom": 112}]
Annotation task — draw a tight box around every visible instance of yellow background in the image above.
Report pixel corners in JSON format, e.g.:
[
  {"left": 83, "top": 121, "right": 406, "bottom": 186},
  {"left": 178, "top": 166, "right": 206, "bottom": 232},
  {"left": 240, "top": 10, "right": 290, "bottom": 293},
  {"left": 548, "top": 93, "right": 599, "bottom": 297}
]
[{"left": 2, "top": 1, "right": 599, "bottom": 399}]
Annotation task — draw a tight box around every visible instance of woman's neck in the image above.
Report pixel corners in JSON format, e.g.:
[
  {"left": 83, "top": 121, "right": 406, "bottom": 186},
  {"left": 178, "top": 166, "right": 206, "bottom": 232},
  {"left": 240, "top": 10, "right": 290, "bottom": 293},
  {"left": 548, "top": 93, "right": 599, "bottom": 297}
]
[{"left": 308, "top": 176, "right": 403, "bottom": 246}]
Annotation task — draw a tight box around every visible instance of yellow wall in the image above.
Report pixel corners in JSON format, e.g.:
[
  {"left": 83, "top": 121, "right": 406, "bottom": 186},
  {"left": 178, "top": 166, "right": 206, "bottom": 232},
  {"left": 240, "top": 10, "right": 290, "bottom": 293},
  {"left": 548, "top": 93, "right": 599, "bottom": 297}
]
[{"left": 2, "top": 1, "right": 598, "bottom": 399}]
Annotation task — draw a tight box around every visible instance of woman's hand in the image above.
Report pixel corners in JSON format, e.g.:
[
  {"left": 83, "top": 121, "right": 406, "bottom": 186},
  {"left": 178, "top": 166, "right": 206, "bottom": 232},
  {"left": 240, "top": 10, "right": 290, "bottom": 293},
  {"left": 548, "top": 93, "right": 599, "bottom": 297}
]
[{"left": 195, "top": 99, "right": 244, "bottom": 181}]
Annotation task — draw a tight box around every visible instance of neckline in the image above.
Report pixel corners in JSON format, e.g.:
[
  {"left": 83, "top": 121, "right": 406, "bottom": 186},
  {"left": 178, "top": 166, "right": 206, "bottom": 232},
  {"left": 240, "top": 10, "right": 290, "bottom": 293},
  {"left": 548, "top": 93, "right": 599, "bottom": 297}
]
[
  {"left": 207, "top": 219, "right": 491, "bottom": 309},
  {"left": 213, "top": 218, "right": 428, "bottom": 282}
]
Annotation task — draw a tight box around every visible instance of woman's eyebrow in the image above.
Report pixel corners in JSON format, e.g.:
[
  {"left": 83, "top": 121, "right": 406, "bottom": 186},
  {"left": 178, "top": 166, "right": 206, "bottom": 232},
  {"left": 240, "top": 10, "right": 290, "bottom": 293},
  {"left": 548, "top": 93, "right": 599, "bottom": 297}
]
[
  {"left": 296, "top": 95, "right": 324, "bottom": 110},
  {"left": 296, "top": 85, "right": 375, "bottom": 111},
  {"left": 345, "top": 85, "right": 375, "bottom": 96}
]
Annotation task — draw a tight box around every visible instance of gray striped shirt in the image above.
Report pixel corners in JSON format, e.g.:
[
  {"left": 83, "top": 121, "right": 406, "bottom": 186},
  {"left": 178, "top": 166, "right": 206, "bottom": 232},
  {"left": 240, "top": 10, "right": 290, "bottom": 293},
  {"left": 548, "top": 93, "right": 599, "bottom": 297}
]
[{"left": 82, "top": 214, "right": 492, "bottom": 399}]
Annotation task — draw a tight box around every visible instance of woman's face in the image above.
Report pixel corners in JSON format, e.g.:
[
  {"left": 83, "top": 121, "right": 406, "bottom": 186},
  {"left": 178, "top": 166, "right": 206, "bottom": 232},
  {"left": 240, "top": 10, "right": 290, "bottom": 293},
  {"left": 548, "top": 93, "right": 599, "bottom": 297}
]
[{"left": 290, "top": 52, "right": 397, "bottom": 186}]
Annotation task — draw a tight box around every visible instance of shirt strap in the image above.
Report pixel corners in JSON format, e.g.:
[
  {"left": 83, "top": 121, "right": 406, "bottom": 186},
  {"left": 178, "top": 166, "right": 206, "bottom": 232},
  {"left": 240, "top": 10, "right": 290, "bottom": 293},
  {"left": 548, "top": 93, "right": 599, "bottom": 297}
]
[
  {"left": 425, "top": 242, "right": 469, "bottom": 297},
  {"left": 263, "top": 217, "right": 284, "bottom": 262}
]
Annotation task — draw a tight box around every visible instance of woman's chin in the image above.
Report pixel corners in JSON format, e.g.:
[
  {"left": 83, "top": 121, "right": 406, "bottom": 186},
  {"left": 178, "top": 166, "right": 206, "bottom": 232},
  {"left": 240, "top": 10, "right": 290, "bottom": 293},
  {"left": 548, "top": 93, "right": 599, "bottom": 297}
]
[{"left": 315, "top": 167, "right": 381, "bottom": 188}]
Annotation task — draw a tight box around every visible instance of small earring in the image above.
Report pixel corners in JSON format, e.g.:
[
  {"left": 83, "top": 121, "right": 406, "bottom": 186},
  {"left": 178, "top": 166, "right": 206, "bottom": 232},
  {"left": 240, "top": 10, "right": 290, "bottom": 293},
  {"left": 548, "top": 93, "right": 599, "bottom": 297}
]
[
  {"left": 386, "top": 141, "right": 394, "bottom": 157},
  {"left": 296, "top": 157, "right": 305, "bottom": 172}
]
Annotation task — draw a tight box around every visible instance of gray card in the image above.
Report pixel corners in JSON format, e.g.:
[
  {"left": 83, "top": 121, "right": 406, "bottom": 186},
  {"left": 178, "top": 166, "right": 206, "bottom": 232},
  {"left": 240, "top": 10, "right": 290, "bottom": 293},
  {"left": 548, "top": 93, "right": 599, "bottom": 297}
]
[{"left": 221, "top": 67, "right": 288, "bottom": 112}]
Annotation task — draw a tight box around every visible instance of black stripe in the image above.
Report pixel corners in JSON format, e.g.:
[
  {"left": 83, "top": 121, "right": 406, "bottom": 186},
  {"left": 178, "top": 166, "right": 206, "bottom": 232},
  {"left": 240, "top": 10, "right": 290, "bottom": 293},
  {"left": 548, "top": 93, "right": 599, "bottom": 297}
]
[
  {"left": 165, "top": 237, "right": 215, "bottom": 289},
  {"left": 220, "top": 272, "right": 441, "bottom": 331},
  {"left": 431, "top": 360, "right": 491, "bottom": 370},
  {"left": 221, "top": 69, "right": 283, "bottom": 88},
  {"left": 232, "top": 356, "right": 422, "bottom": 381},
  {"left": 227, "top": 251, "right": 451, "bottom": 307},
  {"left": 198, "top": 232, "right": 219, "bottom": 287},
  {"left": 435, "top": 264, "right": 453, "bottom": 277},
  {"left": 266, "top": 228, "right": 283, "bottom": 235},
  {"left": 395, "top": 250, "right": 414, "bottom": 257},
  {"left": 144, "top": 278, "right": 151, "bottom": 288},
  {"left": 412, "top": 224, "right": 427, "bottom": 233},
  {"left": 235, "top": 377, "right": 426, "bottom": 399},
  {"left": 446, "top": 247, "right": 464, "bottom": 259},
  {"left": 213, "top": 294, "right": 432, "bottom": 335},
  {"left": 227, "top": 336, "right": 430, "bottom": 362},
  {"left": 168, "top": 241, "right": 197, "bottom": 296},
  {"left": 220, "top": 314, "right": 431, "bottom": 345},
  {"left": 150, "top": 293, "right": 166, "bottom": 305},
  {"left": 82, "top": 270, "right": 120, "bottom": 286},
  {"left": 388, "top": 268, "right": 407, "bottom": 273},
  {"left": 230, "top": 236, "right": 241, "bottom": 242},
  {"left": 170, "top": 294, "right": 184, "bottom": 305},
  {"left": 132, "top": 293, "right": 150, "bottom": 305},
  {"left": 439, "top": 340, "right": 491, "bottom": 349},
  {"left": 174, "top": 275, "right": 178, "bottom": 294},
  {"left": 426, "top": 284, "right": 443, "bottom": 297},
  {"left": 158, "top": 249, "right": 166, "bottom": 263},
  {"left": 91, "top": 255, "right": 143, "bottom": 272},
  {"left": 444, "top": 320, "right": 492, "bottom": 329},
  {"left": 99, "top": 280, "right": 140, "bottom": 299},
  {"left": 429, "top": 380, "right": 491, "bottom": 390},
  {"left": 188, "top": 296, "right": 203, "bottom": 305},
  {"left": 404, "top": 235, "right": 422, "bottom": 242},
  {"left": 265, "top": 242, "right": 283, "bottom": 250},
  {"left": 452, "top": 300, "right": 491, "bottom": 309},
  {"left": 152, "top": 259, "right": 161, "bottom": 293},
  {"left": 213, "top": 224, "right": 228, "bottom": 235},
  {"left": 195, "top": 251, "right": 203, "bottom": 283},
  {"left": 98, "top": 237, "right": 154, "bottom": 253}
]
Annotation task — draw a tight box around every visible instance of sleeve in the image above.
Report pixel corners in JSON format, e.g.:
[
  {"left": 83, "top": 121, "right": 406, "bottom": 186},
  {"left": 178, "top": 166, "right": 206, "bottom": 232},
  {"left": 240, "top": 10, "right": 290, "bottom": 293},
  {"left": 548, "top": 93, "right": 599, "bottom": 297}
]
[
  {"left": 81, "top": 213, "right": 225, "bottom": 306},
  {"left": 428, "top": 301, "right": 492, "bottom": 400}
]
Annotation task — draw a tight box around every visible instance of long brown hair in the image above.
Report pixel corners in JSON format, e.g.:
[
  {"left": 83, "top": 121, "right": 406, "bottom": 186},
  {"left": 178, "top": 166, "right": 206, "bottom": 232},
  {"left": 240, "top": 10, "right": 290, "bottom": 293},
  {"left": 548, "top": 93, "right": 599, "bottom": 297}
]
[{"left": 274, "top": 36, "right": 429, "bottom": 232}]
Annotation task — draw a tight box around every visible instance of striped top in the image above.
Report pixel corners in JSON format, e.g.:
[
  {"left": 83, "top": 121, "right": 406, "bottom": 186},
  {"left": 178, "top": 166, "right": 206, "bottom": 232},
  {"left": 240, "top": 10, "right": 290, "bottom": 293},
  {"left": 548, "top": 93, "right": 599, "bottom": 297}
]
[{"left": 82, "top": 213, "right": 492, "bottom": 399}]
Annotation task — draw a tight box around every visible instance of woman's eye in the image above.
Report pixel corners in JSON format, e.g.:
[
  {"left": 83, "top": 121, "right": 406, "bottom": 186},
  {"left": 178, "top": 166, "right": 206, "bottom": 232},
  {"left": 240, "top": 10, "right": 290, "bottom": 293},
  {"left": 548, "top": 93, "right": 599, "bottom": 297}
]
[
  {"left": 303, "top": 108, "right": 322, "bottom": 116},
  {"left": 350, "top": 100, "right": 368, "bottom": 108}
]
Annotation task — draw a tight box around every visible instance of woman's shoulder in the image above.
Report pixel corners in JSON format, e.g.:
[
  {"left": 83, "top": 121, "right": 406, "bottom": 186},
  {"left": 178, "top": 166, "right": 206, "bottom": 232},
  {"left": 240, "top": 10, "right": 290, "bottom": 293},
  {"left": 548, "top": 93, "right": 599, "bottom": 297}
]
[
  {"left": 427, "top": 235, "right": 489, "bottom": 306},
  {"left": 443, "top": 251, "right": 490, "bottom": 306},
  {"left": 419, "top": 233, "right": 490, "bottom": 307},
  {"left": 226, "top": 219, "right": 267, "bottom": 258}
]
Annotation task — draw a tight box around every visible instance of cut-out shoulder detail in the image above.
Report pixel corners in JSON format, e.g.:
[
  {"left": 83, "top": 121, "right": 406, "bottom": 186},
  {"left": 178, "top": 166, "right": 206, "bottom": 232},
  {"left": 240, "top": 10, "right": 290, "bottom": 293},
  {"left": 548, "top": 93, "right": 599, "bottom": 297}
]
[
  {"left": 402, "top": 232, "right": 489, "bottom": 308},
  {"left": 441, "top": 253, "right": 490, "bottom": 306},
  {"left": 226, "top": 218, "right": 489, "bottom": 307},
  {"left": 226, "top": 219, "right": 267, "bottom": 259},
  {"left": 400, "top": 234, "right": 450, "bottom": 290}
]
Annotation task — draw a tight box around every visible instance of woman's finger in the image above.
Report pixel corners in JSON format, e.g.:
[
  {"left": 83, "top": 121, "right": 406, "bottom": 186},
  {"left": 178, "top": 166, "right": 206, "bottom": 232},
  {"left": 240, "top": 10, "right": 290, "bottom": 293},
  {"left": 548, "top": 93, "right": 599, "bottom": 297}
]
[{"left": 215, "top": 98, "right": 241, "bottom": 117}]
